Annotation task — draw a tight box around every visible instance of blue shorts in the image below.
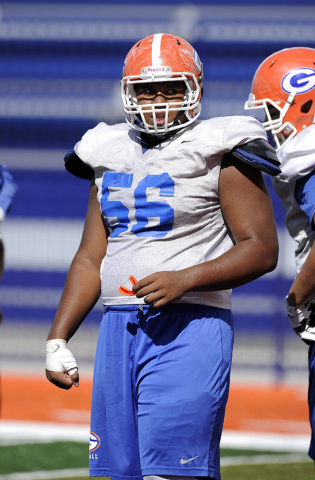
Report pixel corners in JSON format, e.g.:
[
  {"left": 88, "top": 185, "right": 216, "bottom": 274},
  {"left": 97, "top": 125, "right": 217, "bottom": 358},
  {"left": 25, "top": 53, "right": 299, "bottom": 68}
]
[{"left": 89, "top": 304, "right": 234, "bottom": 480}]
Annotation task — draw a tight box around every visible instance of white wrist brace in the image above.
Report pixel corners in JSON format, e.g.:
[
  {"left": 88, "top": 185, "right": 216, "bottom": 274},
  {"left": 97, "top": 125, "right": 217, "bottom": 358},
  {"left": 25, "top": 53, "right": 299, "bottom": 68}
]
[
  {"left": 286, "top": 296, "right": 315, "bottom": 342},
  {"left": 46, "top": 339, "right": 78, "bottom": 375}
]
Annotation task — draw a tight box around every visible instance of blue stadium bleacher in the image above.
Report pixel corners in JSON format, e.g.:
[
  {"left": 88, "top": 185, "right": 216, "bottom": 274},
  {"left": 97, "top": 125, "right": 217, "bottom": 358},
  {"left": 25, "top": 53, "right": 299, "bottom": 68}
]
[
  {"left": 1, "top": 1, "right": 315, "bottom": 379},
  {"left": 2, "top": 1, "right": 315, "bottom": 148}
]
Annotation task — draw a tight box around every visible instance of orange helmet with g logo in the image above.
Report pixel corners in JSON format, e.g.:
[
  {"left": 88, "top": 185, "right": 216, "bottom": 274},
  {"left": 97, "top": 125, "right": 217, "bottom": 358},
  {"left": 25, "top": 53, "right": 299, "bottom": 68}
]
[
  {"left": 245, "top": 47, "right": 315, "bottom": 150},
  {"left": 121, "top": 33, "right": 203, "bottom": 135}
]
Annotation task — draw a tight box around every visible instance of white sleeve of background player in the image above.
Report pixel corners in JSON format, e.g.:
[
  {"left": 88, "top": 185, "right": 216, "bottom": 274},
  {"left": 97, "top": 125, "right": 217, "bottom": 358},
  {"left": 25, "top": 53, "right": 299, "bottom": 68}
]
[
  {"left": 46, "top": 339, "right": 78, "bottom": 375},
  {"left": 223, "top": 115, "right": 268, "bottom": 151},
  {"left": 276, "top": 126, "right": 315, "bottom": 183}
]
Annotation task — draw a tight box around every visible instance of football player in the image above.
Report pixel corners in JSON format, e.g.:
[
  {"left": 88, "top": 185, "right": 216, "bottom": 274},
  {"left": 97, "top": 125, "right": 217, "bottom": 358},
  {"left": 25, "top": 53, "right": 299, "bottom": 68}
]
[
  {"left": 46, "top": 33, "right": 279, "bottom": 480},
  {"left": 245, "top": 46, "right": 315, "bottom": 461}
]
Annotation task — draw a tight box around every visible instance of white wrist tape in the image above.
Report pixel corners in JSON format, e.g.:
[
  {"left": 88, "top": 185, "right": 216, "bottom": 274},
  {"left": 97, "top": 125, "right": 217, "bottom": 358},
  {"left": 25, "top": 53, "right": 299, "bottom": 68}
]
[{"left": 46, "top": 339, "right": 78, "bottom": 375}]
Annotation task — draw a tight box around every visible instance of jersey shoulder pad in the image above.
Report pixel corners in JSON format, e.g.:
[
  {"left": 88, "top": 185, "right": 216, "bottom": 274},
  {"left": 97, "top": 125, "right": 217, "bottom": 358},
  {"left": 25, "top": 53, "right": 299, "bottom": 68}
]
[
  {"left": 64, "top": 150, "right": 94, "bottom": 180},
  {"left": 230, "top": 139, "right": 281, "bottom": 176}
]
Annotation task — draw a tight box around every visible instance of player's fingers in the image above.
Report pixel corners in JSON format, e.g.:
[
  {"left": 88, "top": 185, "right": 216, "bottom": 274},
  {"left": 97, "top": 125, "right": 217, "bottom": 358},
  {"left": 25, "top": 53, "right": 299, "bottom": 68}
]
[
  {"left": 45, "top": 369, "right": 74, "bottom": 390},
  {"left": 149, "top": 299, "right": 166, "bottom": 308},
  {"left": 132, "top": 274, "right": 156, "bottom": 293},
  {"left": 69, "top": 369, "right": 80, "bottom": 387},
  {"left": 133, "top": 282, "right": 147, "bottom": 295},
  {"left": 135, "top": 285, "right": 157, "bottom": 298},
  {"left": 144, "top": 293, "right": 164, "bottom": 307}
]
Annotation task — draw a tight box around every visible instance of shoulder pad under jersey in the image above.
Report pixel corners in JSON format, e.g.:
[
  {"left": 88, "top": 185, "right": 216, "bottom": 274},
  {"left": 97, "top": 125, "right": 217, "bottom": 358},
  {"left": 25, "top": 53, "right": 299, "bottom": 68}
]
[
  {"left": 64, "top": 150, "right": 94, "bottom": 180},
  {"left": 230, "top": 139, "right": 281, "bottom": 176}
]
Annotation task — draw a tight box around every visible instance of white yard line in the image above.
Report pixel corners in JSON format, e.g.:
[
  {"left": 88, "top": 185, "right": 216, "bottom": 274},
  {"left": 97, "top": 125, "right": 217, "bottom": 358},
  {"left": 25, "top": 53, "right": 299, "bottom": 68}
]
[
  {"left": 0, "top": 468, "right": 89, "bottom": 480},
  {"left": 221, "top": 430, "right": 311, "bottom": 452},
  {"left": 221, "top": 452, "right": 310, "bottom": 466},
  {"left": 0, "top": 421, "right": 311, "bottom": 451},
  {"left": 0, "top": 421, "right": 89, "bottom": 446}
]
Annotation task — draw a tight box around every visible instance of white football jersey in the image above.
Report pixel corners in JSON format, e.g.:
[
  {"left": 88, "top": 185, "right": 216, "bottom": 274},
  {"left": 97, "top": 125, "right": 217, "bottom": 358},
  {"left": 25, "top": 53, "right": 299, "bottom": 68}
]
[
  {"left": 75, "top": 115, "right": 267, "bottom": 308},
  {"left": 272, "top": 125, "right": 315, "bottom": 273}
]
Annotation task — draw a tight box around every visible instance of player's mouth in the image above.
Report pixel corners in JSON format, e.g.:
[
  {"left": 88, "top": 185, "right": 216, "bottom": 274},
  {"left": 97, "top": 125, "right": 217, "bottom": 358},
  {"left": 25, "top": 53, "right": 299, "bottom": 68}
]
[{"left": 153, "top": 113, "right": 166, "bottom": 126}]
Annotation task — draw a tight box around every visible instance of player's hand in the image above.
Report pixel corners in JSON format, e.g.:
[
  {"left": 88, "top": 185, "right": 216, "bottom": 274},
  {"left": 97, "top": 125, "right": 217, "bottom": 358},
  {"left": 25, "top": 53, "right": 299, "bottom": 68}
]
[
  {"left": 45, "top": 339, "right": 79, "bottom": 390},
  {"left": 133, "top": 271, "right": 188, "bottom": 308},
  {"left": 286, "top": 296, "right": 315, "bottom": 342}
]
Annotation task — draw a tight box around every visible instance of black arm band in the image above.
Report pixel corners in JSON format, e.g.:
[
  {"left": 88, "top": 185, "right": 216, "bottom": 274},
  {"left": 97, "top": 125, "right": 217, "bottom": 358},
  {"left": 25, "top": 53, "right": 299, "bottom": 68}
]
[
  {"left": 230, "top": 139, "right": 281, "bottom": 176},
  {"left": 64, "top": 150, "right": 94, "bottom": 180}
]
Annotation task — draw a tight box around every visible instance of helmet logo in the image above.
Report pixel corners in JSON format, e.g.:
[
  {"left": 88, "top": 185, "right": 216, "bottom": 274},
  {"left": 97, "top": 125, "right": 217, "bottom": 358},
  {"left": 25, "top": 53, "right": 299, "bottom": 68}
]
[
  {"left": 281, "top": 67, "right": 315, "bottom": 95},
  {"left": 89, "top": 432, "right": 101, "bottom": 453}
]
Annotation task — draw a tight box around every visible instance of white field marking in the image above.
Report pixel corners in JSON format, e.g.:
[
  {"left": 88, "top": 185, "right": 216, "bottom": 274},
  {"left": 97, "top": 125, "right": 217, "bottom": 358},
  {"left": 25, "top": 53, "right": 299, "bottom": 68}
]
[
  {"left": 221, "top": 430, "right": 310, "bottom": 452},
  {"left": 0, "top": 468, "right": 89, "bottom": 480},
  {"left": 0, "top": 420, "right": 89, "bottom": 446},
  {"left": 221, "top": 453, "right": 310, "bottom": 466},
  {"left": 0, "top": 421, "right": 311, "bottom": 454}
]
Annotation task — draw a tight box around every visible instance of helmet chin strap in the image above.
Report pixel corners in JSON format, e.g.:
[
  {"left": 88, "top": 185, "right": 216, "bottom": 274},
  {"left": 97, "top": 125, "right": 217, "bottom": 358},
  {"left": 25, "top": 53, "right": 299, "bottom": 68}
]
[{"left": 172, "top": 110, "right": 187, "bottom": 127}]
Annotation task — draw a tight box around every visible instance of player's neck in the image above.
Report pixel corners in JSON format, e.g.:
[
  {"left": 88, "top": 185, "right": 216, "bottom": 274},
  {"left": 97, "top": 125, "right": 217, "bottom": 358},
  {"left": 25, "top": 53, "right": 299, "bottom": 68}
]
[{"left": 140, "top": 131, "right": 175, "bottom": 148}]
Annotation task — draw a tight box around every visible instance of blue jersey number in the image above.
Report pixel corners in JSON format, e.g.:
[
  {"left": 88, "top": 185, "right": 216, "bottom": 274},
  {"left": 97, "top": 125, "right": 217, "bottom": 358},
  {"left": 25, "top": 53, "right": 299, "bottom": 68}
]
[
  {"left": 101, "top": 172, "right": 174, "bottom": 238},
  {"left": 101, "top": 172, "right": 133, "bottom": 238}
]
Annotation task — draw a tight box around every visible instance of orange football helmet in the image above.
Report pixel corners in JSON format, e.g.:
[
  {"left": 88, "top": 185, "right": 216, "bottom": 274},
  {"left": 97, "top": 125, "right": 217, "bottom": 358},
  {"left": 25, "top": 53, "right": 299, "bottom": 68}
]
[
  {"left": 121, "top": 33, "right": 203, "bottom": 135},
  {"left": 245, "top": 47, "right": 315, "bottom": 150}
]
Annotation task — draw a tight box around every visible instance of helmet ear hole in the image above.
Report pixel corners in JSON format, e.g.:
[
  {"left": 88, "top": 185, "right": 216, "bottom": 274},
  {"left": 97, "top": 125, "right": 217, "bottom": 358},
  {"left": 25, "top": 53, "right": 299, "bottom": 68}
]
[{"left": 301, "top": 99, "right": 313, "bottom": 114}]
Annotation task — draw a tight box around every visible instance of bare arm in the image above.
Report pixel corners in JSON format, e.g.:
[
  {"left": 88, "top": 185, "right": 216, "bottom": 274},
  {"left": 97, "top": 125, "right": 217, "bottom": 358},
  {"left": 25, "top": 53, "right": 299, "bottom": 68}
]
[
  {"left": 46, "top": 180, "right": 108, "bottom": 387},
  {"left": 133, "top": 154, "right": 279, "bottom": 306},
  {"left": 287, "top": 213, "right": 315, "bottom": 306}
]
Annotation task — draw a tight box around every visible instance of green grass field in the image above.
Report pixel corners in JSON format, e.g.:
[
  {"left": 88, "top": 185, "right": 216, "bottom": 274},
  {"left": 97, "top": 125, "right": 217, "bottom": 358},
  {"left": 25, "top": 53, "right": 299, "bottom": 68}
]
[
  {"left": 52, "top": 464, "right": 315, "bottom": 480},
  {"left": 0, "top": 442, "right": 313, "bottom": 480},
  {"left": 45, "top": 464, "right": 315, "bottom": 480}
]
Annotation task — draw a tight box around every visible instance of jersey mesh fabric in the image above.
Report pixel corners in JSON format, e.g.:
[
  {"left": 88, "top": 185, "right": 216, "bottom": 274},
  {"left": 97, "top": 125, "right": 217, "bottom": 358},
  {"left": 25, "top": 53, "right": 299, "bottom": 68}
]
[{"left": 74, "top": 115, "right": 267, "bottom": 309}]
